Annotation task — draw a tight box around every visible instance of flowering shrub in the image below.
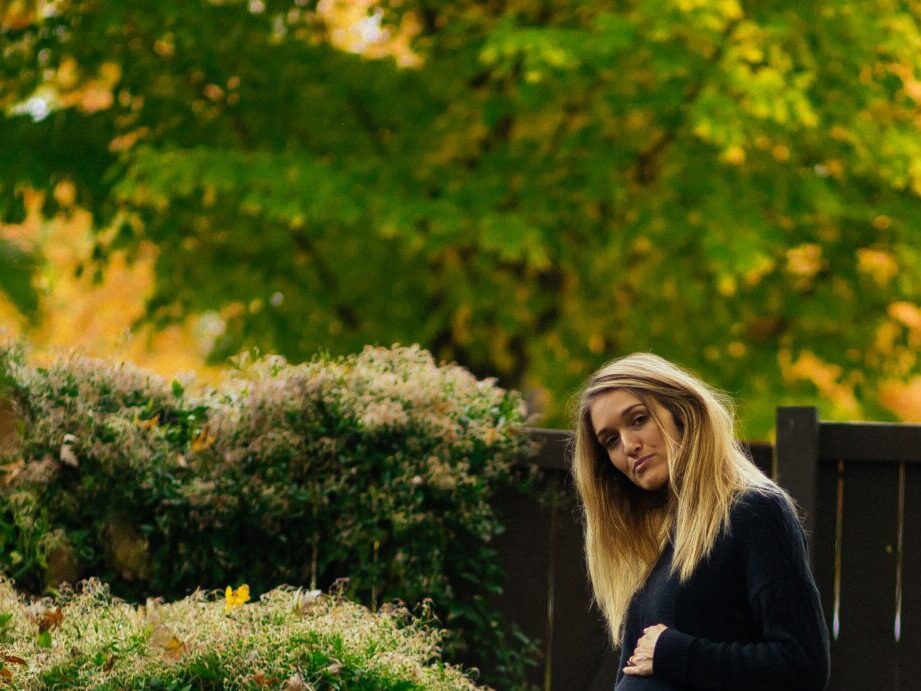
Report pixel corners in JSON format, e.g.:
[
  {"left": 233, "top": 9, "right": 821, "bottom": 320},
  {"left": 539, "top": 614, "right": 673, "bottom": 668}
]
[
  {"left": 0, "top": 577, "right": 486, "bottom": 689},
  {"left": 0, "top": 343, "right": 537, "bottom": 687}
]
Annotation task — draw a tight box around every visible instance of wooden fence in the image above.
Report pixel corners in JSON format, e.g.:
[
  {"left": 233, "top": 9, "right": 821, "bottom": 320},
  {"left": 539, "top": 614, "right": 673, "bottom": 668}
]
[{"left": 493, "top": 408, "right": 921, "bottom": 690}]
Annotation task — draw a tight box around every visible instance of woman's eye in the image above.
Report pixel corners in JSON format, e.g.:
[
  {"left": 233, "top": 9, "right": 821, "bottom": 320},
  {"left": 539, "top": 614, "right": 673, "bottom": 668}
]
[
  {"left": 632, "top": 415, "right": 646, "bottom": 427},
  {"left": 605, "top": 436, "right": 619, "bottom": 448}
]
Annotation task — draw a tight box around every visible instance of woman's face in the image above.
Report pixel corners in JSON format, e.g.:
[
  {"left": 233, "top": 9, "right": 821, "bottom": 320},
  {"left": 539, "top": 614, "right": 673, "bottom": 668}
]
[{"left": 588, "top": 389, "right": 679, "bottom": 492}]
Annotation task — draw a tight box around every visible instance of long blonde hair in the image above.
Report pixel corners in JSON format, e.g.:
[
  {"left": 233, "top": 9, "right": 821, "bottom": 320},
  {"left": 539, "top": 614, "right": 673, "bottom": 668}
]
[{"left": 572, "top": 353, "right": 777, "bottom": 644}]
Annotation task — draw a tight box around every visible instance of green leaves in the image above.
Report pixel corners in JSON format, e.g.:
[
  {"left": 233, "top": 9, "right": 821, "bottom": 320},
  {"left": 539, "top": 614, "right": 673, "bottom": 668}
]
[
  {"left": 2, "top": 0, "right": 920, "bottom": 436},
  {"left": 0, "top": 239, "right": 40, "bottom": 321}
]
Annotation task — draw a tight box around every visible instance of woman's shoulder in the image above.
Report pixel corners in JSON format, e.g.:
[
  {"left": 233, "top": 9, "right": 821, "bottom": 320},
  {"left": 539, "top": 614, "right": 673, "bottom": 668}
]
[
  {"left": 731, "top": 485, "right": 799, "bottom": 520},
  {"left": 726, "top": 485, "right": 814, "bottom": 585},
  {"left": 728, "top": 485, "right": 805, "bottom": 542}
]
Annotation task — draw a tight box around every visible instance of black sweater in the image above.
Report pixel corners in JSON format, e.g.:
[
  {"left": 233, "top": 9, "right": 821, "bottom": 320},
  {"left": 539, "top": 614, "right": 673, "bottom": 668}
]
[{"left": 614, "top": 490, "right": 830, "bottom": 690}]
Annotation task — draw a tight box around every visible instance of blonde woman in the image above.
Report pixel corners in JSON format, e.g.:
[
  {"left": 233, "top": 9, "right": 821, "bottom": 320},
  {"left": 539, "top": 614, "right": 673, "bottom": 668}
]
[{"left": 573, "top": 353, "right": 829, "bottom": 690}]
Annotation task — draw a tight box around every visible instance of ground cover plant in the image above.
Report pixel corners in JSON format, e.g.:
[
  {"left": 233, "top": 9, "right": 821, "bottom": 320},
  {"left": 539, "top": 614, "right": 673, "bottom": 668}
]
[
  {"left": 0, "top": 343, "right": 538, "bottom": 687},
  {"left": 0, "top": 576, "right": 487, "bottom": 690}
]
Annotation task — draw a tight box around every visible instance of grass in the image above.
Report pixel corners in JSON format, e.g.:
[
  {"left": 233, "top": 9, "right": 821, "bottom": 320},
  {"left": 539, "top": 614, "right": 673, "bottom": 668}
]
[{"left": 0, "top": 579, "right": 487, "bottom": 690}]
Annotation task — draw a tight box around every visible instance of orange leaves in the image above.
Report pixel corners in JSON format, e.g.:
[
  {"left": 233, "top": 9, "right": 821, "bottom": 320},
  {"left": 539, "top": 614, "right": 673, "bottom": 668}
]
[
  {"left": 0, "top": 653, "right": 27, "bottom": 685},
  {"left": 889, "top": 301, "right": 921, "bottom": 333},
  {"left": 37, "top": 607, "right": 63, "bottom": 634}
]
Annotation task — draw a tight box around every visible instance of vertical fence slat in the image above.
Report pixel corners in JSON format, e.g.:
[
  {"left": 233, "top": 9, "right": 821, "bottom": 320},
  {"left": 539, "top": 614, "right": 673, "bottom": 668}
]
[
  {"left": 830, "top": 462, "right": 900, "bottom": 691},
  {"left": 898, "top": 465, "right": 921, "bottom": 689},
  {"left": 813, "top": 457, "right": 838, "bottom": 645},
  {"left": 775, "top": 407, "right": 820, "bottom": 568},
  {"left": 491, "top": 474, "right": 554, "bottom": 689},
  {"left": 548, "top": 479, "right": 615, "bottom": 691}
]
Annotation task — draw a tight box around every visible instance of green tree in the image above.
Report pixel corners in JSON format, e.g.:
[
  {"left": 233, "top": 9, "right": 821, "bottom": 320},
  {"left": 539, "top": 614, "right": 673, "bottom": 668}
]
[
  {"left": 0, "top": 239, "right": 39, "bottom": 320},
  {"left": 2, "top": 0, "right": 920, "bottom": 435}
]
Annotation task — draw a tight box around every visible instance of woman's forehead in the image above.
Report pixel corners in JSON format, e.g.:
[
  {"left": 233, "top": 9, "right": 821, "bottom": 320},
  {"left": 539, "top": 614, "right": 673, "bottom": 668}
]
[{"left": 589, "top": 389, "right": 648, "bottom": 425}]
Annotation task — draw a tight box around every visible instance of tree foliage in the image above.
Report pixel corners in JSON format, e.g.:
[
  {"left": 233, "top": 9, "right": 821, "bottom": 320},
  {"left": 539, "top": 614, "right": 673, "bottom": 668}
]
[{"left": 2, "top": 0, "right": 920, "bottom": 434}]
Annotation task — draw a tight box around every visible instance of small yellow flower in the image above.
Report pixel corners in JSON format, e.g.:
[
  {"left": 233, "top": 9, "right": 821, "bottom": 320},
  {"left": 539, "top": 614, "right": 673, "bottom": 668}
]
[{"left": 224, "top": 584, "right": 250, "bottom": 611}]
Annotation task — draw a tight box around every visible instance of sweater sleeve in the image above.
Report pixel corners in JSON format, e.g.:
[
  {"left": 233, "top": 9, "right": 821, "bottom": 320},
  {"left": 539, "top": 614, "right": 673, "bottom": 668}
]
[{"left": 652, "top": 492, "right": 830, "bottom": 690}]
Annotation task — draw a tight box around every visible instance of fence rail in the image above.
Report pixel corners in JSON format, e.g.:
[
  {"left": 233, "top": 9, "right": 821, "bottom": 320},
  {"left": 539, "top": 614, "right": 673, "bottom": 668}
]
[{"left": 495, "top": 409, "right": 921, "bottom": 691}]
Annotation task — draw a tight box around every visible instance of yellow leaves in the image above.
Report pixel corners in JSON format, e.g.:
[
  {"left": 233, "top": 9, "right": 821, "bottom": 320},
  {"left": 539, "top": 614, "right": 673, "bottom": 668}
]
[
  {"left": 137, "top": 414, "right": 160, "bottom": 431},
  {"left": 716, "top": 274, "right": 737, "bottom": 297},
  {"left": 317, "top": 0, "right": 421, "bottom": 68},
  {"left": 742, "top": 255, "right": 775, "bottom": 287},
  {"left": 153, "top": 34, "right": 176, "bottom": 59},
  {"left": 879, "top": 378, "right": 921, "bottom": 421},
  {"left": 872, "top": 214, "right": 892, "bottom": 231},
  {"left": 829, "top": 125, "right": 851, "bottom": 141},
  {"left": 191, "top": 427, "right": 216, "bottom": 452},
  {"left": 889, "top": 301, "right": 921, "bottom": 332},
  {"left": 722, "top": 145, "right": 746, "bottom": 165},
  {"left": 726, "top": 341, "right": 747, "bottom": 358},
  {"left": 53, "top": 181, "right": 77, "bottom": 209},
  {"left": 162, "top": 635, "right": 187, "bottom": 660},
  {"left": 7, "top": 209, "right": 220, "bottom": 383},
  {"left": 887, "top": 63, "right": 921, "bottom": 104},
  {"left": 150, "top": 623, "right": 187, "bottom": 661},
  {"left": 673, "top": 0, "right": 742, "bottom": 24},
  {"left": 856, "top": 248, "right": 898, "bottom": 285},
  {"left": 52, "top": 59, "right": 121, "bottom": 114},
  {"left": 888, "top": 301, "right": 921, "bottom": 352},
  {"left": 587, "top": 334, "right": 605, "bottom": 354},
  {"left": 1, "top": 1, "right": 35, "bottom": 31},
  {"left": 785, "top": 243, "right": 823, "bottom": 279},
  {"left": 225, "top": 584, "right": 250, "bottom": 611},
  {"left": 780, "top": 350, "right": 860, "bottom": 416},
  {"left": 109, "top": 127, "right": 151, "bottom": 153},
  {"left": 771, "top": 144, "right": 790, "bottom": 162}
]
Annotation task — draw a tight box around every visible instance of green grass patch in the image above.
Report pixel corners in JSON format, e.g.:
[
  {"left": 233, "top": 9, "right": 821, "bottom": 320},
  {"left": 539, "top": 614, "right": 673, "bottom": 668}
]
[{"left": 0, "top": 579, "right": 486, "bottom": 690}]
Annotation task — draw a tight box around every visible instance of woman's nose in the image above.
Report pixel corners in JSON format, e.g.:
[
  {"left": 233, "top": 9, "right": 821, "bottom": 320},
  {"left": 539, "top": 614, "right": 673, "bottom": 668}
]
[{"left": 622, "top": 431, "right": 642, "bottom": 456}]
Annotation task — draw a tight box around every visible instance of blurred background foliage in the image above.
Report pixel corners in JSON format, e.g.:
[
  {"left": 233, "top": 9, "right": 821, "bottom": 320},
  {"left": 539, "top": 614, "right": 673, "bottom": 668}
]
[{"left": 1, "top": 0, "right": 920, "bottom": 437}]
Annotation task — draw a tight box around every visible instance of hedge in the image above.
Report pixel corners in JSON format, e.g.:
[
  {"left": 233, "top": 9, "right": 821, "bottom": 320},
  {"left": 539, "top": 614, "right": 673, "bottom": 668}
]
[{"left": 0, "top": 344, "right": 539, "bottom": 688}]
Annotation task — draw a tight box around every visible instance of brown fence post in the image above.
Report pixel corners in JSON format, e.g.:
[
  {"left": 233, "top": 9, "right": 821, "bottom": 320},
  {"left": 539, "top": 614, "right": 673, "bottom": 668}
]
[{"left": 775, "top": 407, "right": 820, "bottom": 569}]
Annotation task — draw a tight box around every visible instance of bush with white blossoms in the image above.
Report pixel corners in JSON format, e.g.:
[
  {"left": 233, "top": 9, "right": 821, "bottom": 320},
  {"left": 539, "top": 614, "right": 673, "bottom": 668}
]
[
  {"left": 0, "top": 576, "right": 487, "bottom": 689},
  {"left": 0, "top": 343, "right": 538, "bottom": 688}
]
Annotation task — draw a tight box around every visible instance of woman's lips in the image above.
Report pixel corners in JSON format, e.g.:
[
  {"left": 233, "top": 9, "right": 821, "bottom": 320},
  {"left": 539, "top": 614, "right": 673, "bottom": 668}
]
[{"left": 633, "top": 454, "right": 655, "bottom": 474}]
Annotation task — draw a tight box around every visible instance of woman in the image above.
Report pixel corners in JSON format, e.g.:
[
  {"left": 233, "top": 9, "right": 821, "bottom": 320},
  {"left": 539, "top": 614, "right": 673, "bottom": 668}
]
[{"left": 572, "top": 353, "right": 829, "bottom": 690}]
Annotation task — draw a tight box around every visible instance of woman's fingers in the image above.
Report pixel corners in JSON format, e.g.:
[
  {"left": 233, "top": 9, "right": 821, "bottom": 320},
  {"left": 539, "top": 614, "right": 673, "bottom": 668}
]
[{"left": 623, "top": 623, "right": 668, "bottom": 676}]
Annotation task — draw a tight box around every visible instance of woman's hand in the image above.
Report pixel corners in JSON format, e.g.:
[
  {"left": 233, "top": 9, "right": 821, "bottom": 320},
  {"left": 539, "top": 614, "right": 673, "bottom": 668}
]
[{"left": 623, "top": 624, "right": 668, "bottom": 676}]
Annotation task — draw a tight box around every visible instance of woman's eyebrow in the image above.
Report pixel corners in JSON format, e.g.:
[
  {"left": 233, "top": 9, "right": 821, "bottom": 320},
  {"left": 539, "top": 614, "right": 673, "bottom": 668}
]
[{"left": 595, "top": 403, "right": 646, "bottom": 439}]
